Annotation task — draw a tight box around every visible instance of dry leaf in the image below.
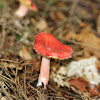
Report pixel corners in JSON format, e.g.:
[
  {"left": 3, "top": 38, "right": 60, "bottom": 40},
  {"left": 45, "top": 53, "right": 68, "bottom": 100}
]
[
  {"left": 75, "top": 25, "right": 100, "bottom": 48},
  {"left": 56, "top": 1, "right": 66, "bottom": 7},
  {"left": 89, "top": 85, "right": 100, "bottom": 97},
  {"left": 64, "top": 32, "right": 76, "bottom": 40},
  {"left": 64, "top": 24, "right": 100, "bottom": 58},
  {"left": 50, "top": 11, "right": 66, "bottom": 21},
  {"left": 36, "top": 19, "right": 48, "bottom": 32},
  {"left": 75, "top": 25, "right": 100, "bottom": 58},
  {"left": 75, "top": 5, "right": 93, "bottom": 19},
  {"left": 19, "top": 32, "right": 29, "bottom": 43},
  {"left": 1, "top": 97, "right": 7, "bottom": 100},
  {"left": 97, "top": 14, "right": 100, "bottom": 36},
  {"left": 70, "top": 78, "right": 88, "bottom": 92},
  {"left": 19, "top": 46, "right": 32, "bottom": 60}
]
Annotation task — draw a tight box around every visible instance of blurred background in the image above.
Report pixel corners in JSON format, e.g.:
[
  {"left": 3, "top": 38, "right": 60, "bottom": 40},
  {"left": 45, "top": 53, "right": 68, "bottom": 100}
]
[{"left": 0, "top": 0, "right": 100, "bottom": 99}]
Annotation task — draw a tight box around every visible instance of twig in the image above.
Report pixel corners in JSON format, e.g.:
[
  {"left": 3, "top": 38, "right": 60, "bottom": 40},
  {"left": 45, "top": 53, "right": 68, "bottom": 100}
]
[
  {"left": 28, "top": 83, "right": 46, "bottom": 100},
  {"left": 1, "top": 81, "right": 13, "bottom": 100},
  {"left": 24, "top": 64, "right": 26, "bottom": 95},
  {"left": 0, "top": 20, "right": 6, "bottom": 49},
  {"left": 0, "top": 22, "right": 22, "bottom": 35},
  {"left": 0, "top": 59, "right": 20, "bottom": 64},
  {"left": 58, "top": 89, "right": 83, "bottom": 99},
  {"left": 48, "top": 96, "right": 67, "bottom": 100}
]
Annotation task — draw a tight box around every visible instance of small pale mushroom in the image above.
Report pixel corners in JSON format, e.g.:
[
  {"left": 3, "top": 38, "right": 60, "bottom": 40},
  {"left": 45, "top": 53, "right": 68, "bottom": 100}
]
[
  {"left": 34, "top": 32, "right": 73, "bottom": 89},
  {"left": 15, "top": 0, "right": 38, "bottom": 18}
]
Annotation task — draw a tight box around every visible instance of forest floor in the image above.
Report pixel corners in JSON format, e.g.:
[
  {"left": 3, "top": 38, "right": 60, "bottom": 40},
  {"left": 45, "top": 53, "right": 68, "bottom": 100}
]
[{"left": 0, "top": 0, "right": 100, "bottom": 100}]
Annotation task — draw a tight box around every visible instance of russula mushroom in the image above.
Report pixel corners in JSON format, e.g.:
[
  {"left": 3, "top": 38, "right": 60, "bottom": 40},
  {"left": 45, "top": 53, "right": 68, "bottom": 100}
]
[
  {"left": 34, "top": 32, "right": 73, "bottom": 89},
  {"left": 15, "top": 0, "right": 38, "bottom": 18}
]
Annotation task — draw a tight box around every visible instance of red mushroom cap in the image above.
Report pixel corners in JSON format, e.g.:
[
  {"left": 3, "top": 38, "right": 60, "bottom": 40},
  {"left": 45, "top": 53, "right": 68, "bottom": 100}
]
[
  {"left": 31, "top": 3, "right": 38, "bottom": 11},
  {"left": 19, "top": 0, "right": 38, "bottom": 11},
  {"left": 34, "top": 32, "right": 73, "bottom": 59}
]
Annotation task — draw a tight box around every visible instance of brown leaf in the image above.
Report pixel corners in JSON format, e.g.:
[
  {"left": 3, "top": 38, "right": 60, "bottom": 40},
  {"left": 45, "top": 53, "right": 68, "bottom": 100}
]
[
  {"left": 64, "top": 32, "right": 76, "bottom": 40},
  {"left": 96, "top": 14, "right": 100, "bottom": 36},
  {"left": 89, "top": 85, "right": 100, "bottom": 97},
  {"left": 50, "top": 11, "right": 66, "bottom": 21},
  {"left": 75, "top": 25, "right": 100, "bottom": 48},
  {"left": 76, "top": 25, "right": 100, "bottom": 58},
  {"left": 36, "top": 19, "right": 48, "bottom": 32},
  {"left": 75, "top": 5, "right": 93, "bottom": 20},
  {"left": 70, "top": 78, "right": 89, "bottom": 92},
  {"left": 19, "top": 46, "right": 32, "bottom": 60},
  {"left": 64, "top": 24, "right": 100, "bottom": 58},
  {"left": 56, "top": 1, "right": 66, "bottom": 7}
]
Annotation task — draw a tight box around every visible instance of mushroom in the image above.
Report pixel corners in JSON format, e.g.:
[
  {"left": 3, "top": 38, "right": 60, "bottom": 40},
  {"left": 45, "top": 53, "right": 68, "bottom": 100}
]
[
  {"left": 34, "top": 32, "right": 73, "bottom": 89},
  {"left": 15, "top": 0, "right": 38, "bottom": 18}
]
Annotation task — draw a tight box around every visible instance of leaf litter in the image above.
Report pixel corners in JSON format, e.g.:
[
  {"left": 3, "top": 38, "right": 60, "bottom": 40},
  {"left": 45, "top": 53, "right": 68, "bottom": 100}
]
[{"left": 0, "top": 0, "right": 100, "bottom": 99}]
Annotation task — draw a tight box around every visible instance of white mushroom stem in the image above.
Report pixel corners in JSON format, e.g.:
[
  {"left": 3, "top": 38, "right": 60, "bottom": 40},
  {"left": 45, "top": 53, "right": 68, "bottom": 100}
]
[
  {"left": 37, "top": 56, "right": 50, "bottom": 89},
  {"left": 15, "top": 3, "right": 29, "bottom": 18}
]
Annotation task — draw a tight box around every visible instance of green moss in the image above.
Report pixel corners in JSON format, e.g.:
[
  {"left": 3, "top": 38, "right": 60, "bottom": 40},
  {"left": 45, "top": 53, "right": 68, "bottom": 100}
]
[
  {"left": 16, "top": 34, "right": 22, "bottom": 40},
  {"left": 0, "top": 1, "right": 4, "bottom": 9},
  {"left": 43, "top": 0, "right": 57, "bottom": 4}
]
